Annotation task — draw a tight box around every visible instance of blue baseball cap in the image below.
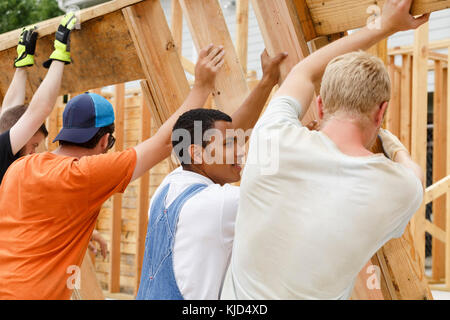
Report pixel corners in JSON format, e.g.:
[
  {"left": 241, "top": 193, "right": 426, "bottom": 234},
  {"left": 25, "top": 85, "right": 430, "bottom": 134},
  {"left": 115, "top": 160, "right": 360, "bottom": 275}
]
[{"left": 53, "top": 92, "right": 115, "bottom": 143}]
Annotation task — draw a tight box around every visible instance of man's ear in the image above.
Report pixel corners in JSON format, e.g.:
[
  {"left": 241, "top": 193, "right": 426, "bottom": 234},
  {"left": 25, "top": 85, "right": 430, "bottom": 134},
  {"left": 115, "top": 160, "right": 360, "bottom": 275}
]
[
  {"left": 98, "top": 133, "right": 110, "bottom": 151},
  {"left": 188, "top": 144, "right": 203, "bottom": 165},
  {"left": 375, "top": 101, "right": 389, "bottom": 128},
  {"left": 317, "top": 95, "right": 324, "bottom": 120}
]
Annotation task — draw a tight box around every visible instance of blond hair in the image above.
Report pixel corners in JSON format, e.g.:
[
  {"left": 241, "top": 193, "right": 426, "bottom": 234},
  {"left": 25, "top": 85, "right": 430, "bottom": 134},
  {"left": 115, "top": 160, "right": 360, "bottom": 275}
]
[{"left": 320, "top": 51, "right": 391, "bottom": 119}]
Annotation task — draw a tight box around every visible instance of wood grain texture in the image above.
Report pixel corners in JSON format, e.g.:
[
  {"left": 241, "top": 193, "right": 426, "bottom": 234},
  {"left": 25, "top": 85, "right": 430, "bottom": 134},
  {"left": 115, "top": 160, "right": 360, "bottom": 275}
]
[
  {"left": 305, "top": 0, "right": 450, "bottom": 36},
  {"left": 251, "top": 0, "right": 318, "bottom": 125},
  {"left": 0, "top": 10, "right": 144, "bottom": 101},
  {"left": 122, "top": 0, "right": 190, "bottom": 122},
  {"left": 410, "top": 23, "right": 429, "bottom": 265},
  {"left": 179, "top": 0, "right": 249, "bottom": 114}
]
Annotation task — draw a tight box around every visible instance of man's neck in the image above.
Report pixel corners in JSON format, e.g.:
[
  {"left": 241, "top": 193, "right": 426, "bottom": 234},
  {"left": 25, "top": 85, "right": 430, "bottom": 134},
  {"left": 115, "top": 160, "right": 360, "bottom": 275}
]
[
  {"left": 183, "top": 165, "right": 216, "bottom": 183},
  {"left": 320, "top": 117, "right": 374, "bottom": 157},
  {"left": 52, "top": 145, "right": 99, "bottom": 159}
]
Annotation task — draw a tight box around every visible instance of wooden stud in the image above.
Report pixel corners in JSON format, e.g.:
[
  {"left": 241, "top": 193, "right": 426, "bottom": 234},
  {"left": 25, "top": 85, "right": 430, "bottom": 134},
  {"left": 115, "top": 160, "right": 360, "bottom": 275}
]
[
  {"left": 236, "top": 0, "right": 249, "bottom": 74},
  {"left": 72, "top": 252, "right": 105, "bottom": 300},
  {"left": 134, "top": 87, "right": 151, "bottom": 296},
  {"left": 410, "top": 23, "right": 429, "bottom": 265},
  {"left": 386, "top": 55, "right": 401, "bottom": 137},
  {"left": 446, "top": 55, "right": 450, "bottom": 288},
  {"left": 432, "top": 60, "right": 447, "bottom": 281},
  {"left": 122, "top": 1, "right": 190, "bottom": 123},
  {"left": 171, "top": 0, "right": 183, "bottom": 56},
  {"left": 251, "top": 0, "right": 318, "bottom": 125},
  {"left": 178, "top": 0, "right": 249, "bottom": 114},
  {"left": 400, "top": 54, "right": 412, "bottom": 151},
  {"left": 109, "top": 83, "right": 125, "bottom": 293},
  {"left": 47, "top": 96, "right": 63, "bottom": 152}
]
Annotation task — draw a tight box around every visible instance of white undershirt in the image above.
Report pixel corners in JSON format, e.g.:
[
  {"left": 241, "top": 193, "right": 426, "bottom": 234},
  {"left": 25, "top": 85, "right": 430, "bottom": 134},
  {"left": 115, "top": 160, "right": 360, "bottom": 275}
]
[
  {"left": 221, "top": 96, "right": 424, "bottom": 300},
  {"left": 148, "top": 167, "right": 240, "bottom": 300}
]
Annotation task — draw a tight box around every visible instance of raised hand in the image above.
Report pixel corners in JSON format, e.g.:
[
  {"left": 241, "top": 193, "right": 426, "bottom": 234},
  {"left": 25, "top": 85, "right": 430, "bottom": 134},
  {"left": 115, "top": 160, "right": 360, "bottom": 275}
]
[
  {"left": 380, "top": 0, "right": 430, "bottom": 34},
  {"left": 260, "top": 49, "right": 288, "bottom": 87},
  {"left": 193, "top": 44, "right": 225, "bottom": 91},
  {"left": 43, "top": 12, "right": 78, "bottom": 68},
  {"left": 14, "top": 26, "right": 38, "bottom": 68}
]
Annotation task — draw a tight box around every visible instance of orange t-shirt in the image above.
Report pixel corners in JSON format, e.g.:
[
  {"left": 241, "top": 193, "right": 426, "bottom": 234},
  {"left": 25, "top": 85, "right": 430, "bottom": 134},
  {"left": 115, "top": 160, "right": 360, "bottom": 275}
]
[{"left": 0, "top": 149, "right": 137, "bottom": 300}]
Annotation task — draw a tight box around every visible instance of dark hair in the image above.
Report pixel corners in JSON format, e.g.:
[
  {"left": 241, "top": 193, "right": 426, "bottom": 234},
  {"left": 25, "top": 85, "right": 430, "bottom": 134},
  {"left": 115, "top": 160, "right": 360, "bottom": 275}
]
[
  {"left": 0, "top": 104, "right": 48, "bottom": 137},
  {"left": 59, "top": 123, "right": 115, "bottom": 149},
  {"left": 172, "top": 108, "right": 232, "bottom": 166}
]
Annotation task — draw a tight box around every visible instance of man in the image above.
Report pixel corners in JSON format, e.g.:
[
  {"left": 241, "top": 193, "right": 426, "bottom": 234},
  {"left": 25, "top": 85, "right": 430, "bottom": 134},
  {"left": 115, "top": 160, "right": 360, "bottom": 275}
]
[
  {"left": 0, "top": 13, "right": 77, "bottom": 183},
  {"left": 222, "top": 0, "right": 428, "bottom": 300},
  {"left": 136, "top": 50, "right": 297, "bottom": 300},
  {"left": 0, "top": 43, "right": 225, "bottom": 299}
]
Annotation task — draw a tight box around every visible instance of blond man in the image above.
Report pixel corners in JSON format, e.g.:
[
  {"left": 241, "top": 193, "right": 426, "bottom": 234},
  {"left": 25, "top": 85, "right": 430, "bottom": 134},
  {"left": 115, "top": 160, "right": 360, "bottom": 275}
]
[{"left": 222, "top": 0, "right": 428, "bottom": 300}]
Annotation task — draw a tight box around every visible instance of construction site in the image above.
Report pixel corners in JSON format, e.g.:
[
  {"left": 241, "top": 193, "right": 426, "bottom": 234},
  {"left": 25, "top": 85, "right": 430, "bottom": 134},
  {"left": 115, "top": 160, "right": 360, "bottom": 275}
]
[{"left": 0, "top": 0, "right": 450, "bottom": 301}]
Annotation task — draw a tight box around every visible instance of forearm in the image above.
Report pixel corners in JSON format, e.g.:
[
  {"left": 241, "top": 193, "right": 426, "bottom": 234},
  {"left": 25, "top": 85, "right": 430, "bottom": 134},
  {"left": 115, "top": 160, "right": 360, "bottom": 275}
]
[
  {"left": 1, "top": 68, "right": 28, "bottom": 113},
  {"left": 10, "top": 61, "right": 64, "bottom": 155},
  {"left": 28, "top": 61, "right": 64, "bottom": 114},
  {"left": 299, "top": 26, "right": 391, "bottom": 85},
  {"left": 154, "top": 84, "right": 212, "bottom": 156},
  {"left": 394, "top": 150, "right": 425, "bottom": 188},
  {"left": 231, "top": 77, "right": 274, "bottom": 131},
  {"left": 132, "top": 84, "right": 212, "bottom": 181},
  {"left": 276, "top": 26, "right": 391, "bottom": 118}
]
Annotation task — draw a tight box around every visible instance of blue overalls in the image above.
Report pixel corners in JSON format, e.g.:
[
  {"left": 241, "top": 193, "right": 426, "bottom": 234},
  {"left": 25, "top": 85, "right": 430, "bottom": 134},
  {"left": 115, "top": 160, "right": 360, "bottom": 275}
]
[{"left": 136, "top": 183, "right": 207, "bottom": 300}]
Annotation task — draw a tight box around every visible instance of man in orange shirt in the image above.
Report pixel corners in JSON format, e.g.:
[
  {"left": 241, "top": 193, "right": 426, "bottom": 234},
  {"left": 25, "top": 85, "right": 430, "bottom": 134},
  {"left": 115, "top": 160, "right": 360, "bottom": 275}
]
[{"left": 0, "top": 42, "right": 226, "bottom": 299}]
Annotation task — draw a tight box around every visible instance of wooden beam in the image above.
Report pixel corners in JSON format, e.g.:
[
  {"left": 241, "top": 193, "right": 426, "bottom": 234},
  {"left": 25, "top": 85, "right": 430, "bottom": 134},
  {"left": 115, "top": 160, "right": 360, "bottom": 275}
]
[
  {"left": 429, "top": 51, "right": 448, "bottom": 62},
  {"left": 367, "top": 39, "right": 388, "bottom": 65},
  {"left": 139, "top": 80, "right": 177, "bottom": 172},
  {"left": 72, "top": 252, "right": 105, "bottom": 300},
  {"left": 236, "top": 0, "right": 249, "bottom": 74},
  {"left": 410, "top": 23, "right": 429, "bottom": 265},
  {"left": 400, "top": 54, "right": 412, "bottom": 151},
  {"left": 178, "top": 0, "right": 249, "bottom": 114},
  {"left": 251, "top": 0, "right": 318, "bottom": 125},
  {"left": 109, "top": 83, "right": 125, "bottom": 293},
  {"left": 389, "top": 39, "right": 450, "bottom": 56},
  {"left": 386, "top": 55, "right": 401, "bottom": 137},
  {"left": 446, "top": 51, "right": 450, "bottom": 288},
  {"left": 375, "top": 225, "right": 432, "bottom": 299},
  {"left": 171, "top": 0, "right": 183, "bottom": 56},
  {"left": 291, "top": 0, "right": 317, "bottom": 42},
  {"left": 47, "top": 96, "right": 63, "bottom": 152},
  {"left": 425, "top": 220, "right": 446, "bottom": 243},
  {"left": 432, "top": 61, "right": 447, "bottom": 280},
  {"left": 134, "top": 87, "right": 151, "bottom": 296},
  {"left": 0, "top": 4, "right": 145, "bottom": 100},
  {"left": 122, "top": 1, "right": 190, "bottom": 123},
  {"left": 0, "top": 0, "right": 144, "bottom": 52},
  {"left": 305, "top": 0, "right": 450, "bottom": 36},
  {"left": 181, "top": 56, "right": 195, "bottom": 75}
]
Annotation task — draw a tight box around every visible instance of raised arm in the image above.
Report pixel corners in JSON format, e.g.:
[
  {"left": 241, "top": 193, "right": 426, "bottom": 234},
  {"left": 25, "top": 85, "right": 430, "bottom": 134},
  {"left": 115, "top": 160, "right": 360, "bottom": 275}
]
[
  {"left": 1, "top": 26, "right": 38, "bottom": 114},
  {"left": 275, "top": 0, "right": 429, "bottom": 119},
  {"left": 231, "top": 50, "right": 287, "bottom": 131},
  {"left": 9, "top": 13, "right": 77, "bottom": 155},
  {"left": 131, "top": 44, "right": 225, "bottom": 181}
]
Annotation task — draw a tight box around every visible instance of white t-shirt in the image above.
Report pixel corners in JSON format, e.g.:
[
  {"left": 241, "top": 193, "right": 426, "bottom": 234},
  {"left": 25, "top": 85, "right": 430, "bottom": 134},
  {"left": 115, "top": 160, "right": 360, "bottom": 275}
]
[
  {"left": 148, "top": 166, "right": 240, "bottom": 299},
  {"left": 221, "top": 96, "right": 423, "bottom": 300}
]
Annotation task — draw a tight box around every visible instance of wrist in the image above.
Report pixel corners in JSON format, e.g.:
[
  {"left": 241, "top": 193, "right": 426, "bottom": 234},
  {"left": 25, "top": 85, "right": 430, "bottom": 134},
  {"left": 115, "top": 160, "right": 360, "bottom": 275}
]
[
  {"left": 193, "top": 82, "right": 214, "bottom": 93},
  {"left": 259, "top": 75, "right": 277, "bottom": 89}
]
